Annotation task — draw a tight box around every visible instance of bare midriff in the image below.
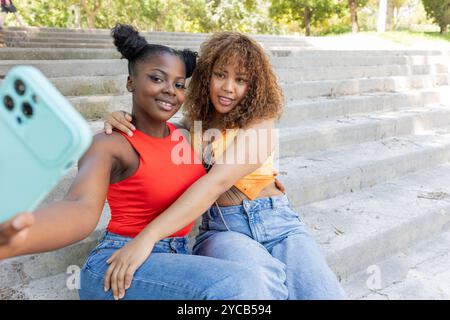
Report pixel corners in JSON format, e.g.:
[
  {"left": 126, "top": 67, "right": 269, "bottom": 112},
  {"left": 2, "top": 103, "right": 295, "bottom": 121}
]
[
  {"left": 190, "top": 126, "right": 284, "bottom": 207},
  {"left": 216, "top": 182, "right": 284, "bottom": 207}
]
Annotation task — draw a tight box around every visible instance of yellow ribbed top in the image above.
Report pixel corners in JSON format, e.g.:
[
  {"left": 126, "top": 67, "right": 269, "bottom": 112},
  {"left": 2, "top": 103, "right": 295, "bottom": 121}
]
[{"left": 192, "top": 128, "right": 277, "bottom": 200}]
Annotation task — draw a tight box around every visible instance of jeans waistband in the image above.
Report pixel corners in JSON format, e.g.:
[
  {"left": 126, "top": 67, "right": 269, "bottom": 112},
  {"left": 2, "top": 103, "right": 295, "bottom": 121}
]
[
  {"left": 101, "top": 231, "right": 188, "bottom": 247},
  {"left": 207, "top": 194, "right": 290, "bottom": 220}
]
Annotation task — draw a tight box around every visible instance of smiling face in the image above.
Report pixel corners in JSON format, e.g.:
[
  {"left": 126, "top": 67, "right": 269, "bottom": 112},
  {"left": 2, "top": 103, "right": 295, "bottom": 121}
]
[
  {"left": 209, "top": 59, "right": 250, "bottom": 115},
  {"left": 128, "top": 52, "right": 187, "bottom": 122}
]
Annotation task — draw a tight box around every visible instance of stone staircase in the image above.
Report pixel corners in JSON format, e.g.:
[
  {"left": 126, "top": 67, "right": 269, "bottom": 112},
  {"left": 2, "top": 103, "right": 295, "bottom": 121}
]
[{"left": 1, "top": 27, "right": 450, "bottom": 300}]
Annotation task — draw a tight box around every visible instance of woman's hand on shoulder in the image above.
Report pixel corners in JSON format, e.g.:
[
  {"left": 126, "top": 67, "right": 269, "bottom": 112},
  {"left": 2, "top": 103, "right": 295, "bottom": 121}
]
[{"left": 104, "top": 111, "right": 135, "bottom": 137}]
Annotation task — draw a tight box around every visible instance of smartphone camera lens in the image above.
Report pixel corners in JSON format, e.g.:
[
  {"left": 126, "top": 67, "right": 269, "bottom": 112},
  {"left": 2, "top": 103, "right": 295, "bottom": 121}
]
[
  {"left": 22, "top": 102, "right": 33, "bottom": 118},
  {"left": 15, "top": 79, "right": 26, "bottom": 96},
  {"left": 3, "top": 95, "right": 14, "bottom": 111}
]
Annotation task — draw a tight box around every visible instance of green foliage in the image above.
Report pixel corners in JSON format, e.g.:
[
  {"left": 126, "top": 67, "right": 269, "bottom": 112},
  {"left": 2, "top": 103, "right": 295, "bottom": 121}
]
[
  {"left": 10, "top": 0, "right": 278, "bottom": 33},
  {"left": 4, "top": 0, "right": 445, "bottom": 36},
  {"left": 14, "top": 0, "right": 78, "bottom": 28},
  {"left": 421, "top": 0, "right": 450, "bottom": 33},
  {"left": 269, "top": 0, "right": 341, "bottom": 35}
]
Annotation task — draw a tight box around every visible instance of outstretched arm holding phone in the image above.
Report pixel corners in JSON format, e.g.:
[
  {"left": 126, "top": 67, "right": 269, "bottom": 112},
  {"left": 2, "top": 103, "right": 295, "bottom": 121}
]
[{"left": 0, "top": 134, "right": 118, "bottom": 260}]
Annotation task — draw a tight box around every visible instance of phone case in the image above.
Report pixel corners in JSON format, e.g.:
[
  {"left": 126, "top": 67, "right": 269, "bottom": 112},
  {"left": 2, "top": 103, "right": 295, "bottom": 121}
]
[{"left": 0, "top": 66, "right": 92, "bottom": 223}]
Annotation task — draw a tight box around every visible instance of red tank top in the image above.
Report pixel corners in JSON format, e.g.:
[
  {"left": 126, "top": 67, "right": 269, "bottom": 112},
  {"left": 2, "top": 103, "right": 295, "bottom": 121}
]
[{"left": 106, "top": 122, "right": 206, "bottom": 238}]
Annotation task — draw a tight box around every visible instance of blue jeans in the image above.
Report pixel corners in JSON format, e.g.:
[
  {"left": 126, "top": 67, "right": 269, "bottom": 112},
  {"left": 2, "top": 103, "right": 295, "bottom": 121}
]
[
  {"left": 78, "top": 231, "right": 288, "bottom": 300},
  {"left": 193, "top": 194, "right": 347, "bottom": 300}
]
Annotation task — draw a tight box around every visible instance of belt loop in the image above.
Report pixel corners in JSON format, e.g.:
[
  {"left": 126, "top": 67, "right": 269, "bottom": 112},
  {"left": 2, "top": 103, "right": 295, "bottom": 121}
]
[
  {"left": 206, "top": 207, "right": 213, "bottom": 220},
  {"left": 242, "top": 199, "right": 251, "bottom": 213},
  {"left": 99, "top": 230, "right": 108, "bottom": 242},
  {"left": 215, "top": 201, "right": 231, "bottom": 231}
]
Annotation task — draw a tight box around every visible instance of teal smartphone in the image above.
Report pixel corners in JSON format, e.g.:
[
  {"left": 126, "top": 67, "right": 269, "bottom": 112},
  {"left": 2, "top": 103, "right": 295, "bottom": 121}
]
[{"left": 0, "top": 66, "right": 92, "bottom": 223}]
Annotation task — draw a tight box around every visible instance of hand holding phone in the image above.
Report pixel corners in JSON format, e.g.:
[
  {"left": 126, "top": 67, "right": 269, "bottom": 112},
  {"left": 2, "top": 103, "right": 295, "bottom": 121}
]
[{"left": 0, "top": 212, "right": 34, "bottom": 246}]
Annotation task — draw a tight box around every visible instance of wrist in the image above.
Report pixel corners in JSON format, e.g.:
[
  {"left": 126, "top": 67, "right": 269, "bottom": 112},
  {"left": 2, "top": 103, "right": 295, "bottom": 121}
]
[{"left": 139, "top": 226, "right": 161, "bottom": 243}]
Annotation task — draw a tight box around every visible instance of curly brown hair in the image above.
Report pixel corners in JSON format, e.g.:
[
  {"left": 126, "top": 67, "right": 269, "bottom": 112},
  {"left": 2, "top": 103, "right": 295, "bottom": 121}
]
[{"left": 183, "top": 32, "right": 284, "bottom": 131}]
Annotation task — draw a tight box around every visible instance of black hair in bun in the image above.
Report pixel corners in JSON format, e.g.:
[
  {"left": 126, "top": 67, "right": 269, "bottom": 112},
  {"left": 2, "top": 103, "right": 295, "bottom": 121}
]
[
  {"left": 111, "top": 23, "right": 198, "bottom": 78},
  {"left": 179, "top": 49, "right": 198, "bottom": 78},
  {"left": 111, "top": 23, "right": 148, "bottom": 61}
]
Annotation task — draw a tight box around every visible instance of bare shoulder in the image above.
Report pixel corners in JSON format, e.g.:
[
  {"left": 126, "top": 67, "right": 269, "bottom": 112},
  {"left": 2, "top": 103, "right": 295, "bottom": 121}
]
[
  {"left": 80, "top": 131, "right": 132, "bottom": 164},
  {"left": 242, "top": 118, "right": 275, "bottom": 131},
  {"left": 91, "top": 131, "right": 130, "bottom": 149}
]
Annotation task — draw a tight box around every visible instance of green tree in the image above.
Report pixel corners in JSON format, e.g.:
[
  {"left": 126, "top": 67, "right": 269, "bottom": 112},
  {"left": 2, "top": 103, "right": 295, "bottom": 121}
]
[
  {"left": 348, "top": 0, "right": 368, "bottom": 33},
  {"left": 421, "top": 0, "right": 450, "bottom": 34},
  {"left": 14, "top": 0, "right": 77, "bottom": 28},
  {"left": 270, "top": 0, "right": 338, "bottom": 36},
  {"left": 81, "top": 0, "right": 102, "bottom": 29},
  {"left": 386, "top": 0, "right": 407, "bottom": 30}
]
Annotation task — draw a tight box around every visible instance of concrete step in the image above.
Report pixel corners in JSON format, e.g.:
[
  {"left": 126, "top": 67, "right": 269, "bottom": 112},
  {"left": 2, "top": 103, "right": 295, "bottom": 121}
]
[
  {"left": 342, "top": 226, "right": 450, "bottom": 299},
  {"left": 2, "top": 41, "right": 308, "bottom": 51},
  {"left": 2, "top": 31, "right": 208, "bottom": 42},
  {"left": 68, "top": 86, "right": 450, "bottom": 121},
  {"left": 2, "top": 27, "right": 312, "bottom": 42},
  {"left": 69, "top": 94, "right": 131, "bottom": 119},
  {"left": 278, "top": 50, "right": 449, "bottom": 57},
  {"left": 280, "top": 86, "right": 450, "bottom": 124},
  {"left": 2, "top": 30, "right": 309, "bottom": 42},
  {"left": 0, "top": 59, "right": 128, "bottom": 78},
  {"left": 3, "top": 36, "right": 206, "bottom": 47},
  {"left": 51, "top": 75, "right": 128, "bottom": 96},
  {"left": 2, "top": 59, "right": 446, "bottom": 80},
  {"left": 3, "top": 41, "right": 182, "bottom": 49},
  {"left": 279, "top": 104, "right": 450, "bottom": 156},
  {"left": 280, "top": 125, "right": 450, "bottom": 207},
  {"left": 28, "top": 72, "right": 447, "bottom": 100},
  {"left": 298, "top": 162, "right": 450, "bottom": 283},
  {"left": 0, "top": 48, "right": 120, "bottom": 60},
  {"left": 45, "top": 73, "right": 449, "bottom": 98},
  {"left": 3, "top": 34, "right": 308, "bottom": 46},
  {"left": 284, "top": 74, "right": 450, "bottom": 101},
  {"left": 0, "top": 271, "right": 79, "bottom": 300},
  {"left": 271, "top": 55, "right": 449, "bottom": 68},
  {"left": 1, "top": 47, "right": 448, "bottom": 63},
  {"left": 277, "top": 64, "right": 448, "bottom": 82},
  {"left": 4, "top": 163, "right": 450, "bottom": 299}
]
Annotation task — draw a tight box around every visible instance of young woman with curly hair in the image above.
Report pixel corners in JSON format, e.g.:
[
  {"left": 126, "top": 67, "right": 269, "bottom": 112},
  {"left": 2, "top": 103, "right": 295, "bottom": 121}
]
[{"left": 104, "top": 32, "right": 346, "bottom": 300}]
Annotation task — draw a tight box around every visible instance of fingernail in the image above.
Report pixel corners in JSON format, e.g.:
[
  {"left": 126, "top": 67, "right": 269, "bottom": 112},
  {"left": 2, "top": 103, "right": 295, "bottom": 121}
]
[
  {"left": 119, "top": 293, "right": 125, "bottom": 299},
  {"left": 128, "top": 132, "right": 133, "bottom": 137},
  {"left": 131, "top": 126, "right": 136, "bottom": 131},
  {"left": 104, "top": 287, "right": 108, "bottom": 292},
  {"left": 114, "top": 295, "right": 118, "bottom": 300}
]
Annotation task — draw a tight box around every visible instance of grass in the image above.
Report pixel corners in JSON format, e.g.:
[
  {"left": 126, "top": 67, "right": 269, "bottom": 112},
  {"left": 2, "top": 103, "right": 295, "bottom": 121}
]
[{"left": 377, "top": 30, "right": 450, "bottom": 45}]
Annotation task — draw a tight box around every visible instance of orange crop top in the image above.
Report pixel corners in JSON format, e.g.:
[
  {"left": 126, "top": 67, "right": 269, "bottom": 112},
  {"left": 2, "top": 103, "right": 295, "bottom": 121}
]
[{"left": 192, "top": 128, "right": 277, "bottom": 200}]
